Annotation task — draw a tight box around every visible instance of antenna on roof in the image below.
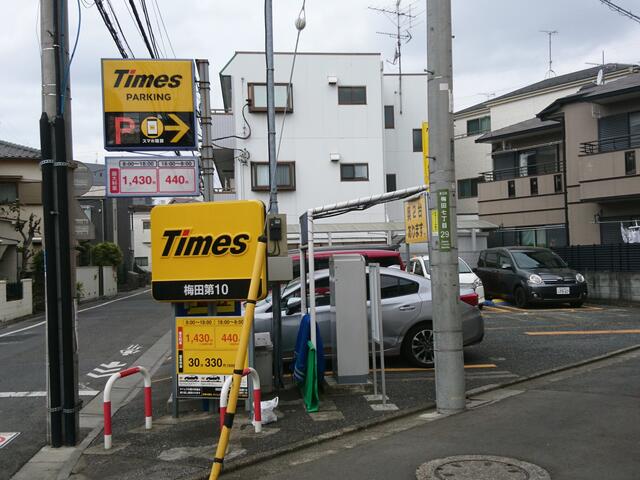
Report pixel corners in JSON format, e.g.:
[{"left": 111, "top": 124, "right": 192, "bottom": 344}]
[
  {"left": 540, "top": 30, "right": 558, "bottom": 78},
  {"left": 596, "top": 69, "right": 605, "bottom": 86}
]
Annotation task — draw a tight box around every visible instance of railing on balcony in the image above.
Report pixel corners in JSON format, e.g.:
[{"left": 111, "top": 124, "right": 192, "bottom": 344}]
[
  {"left": 580, "top": 133, "right": 640, "bottom": 156},
  {"left": 480, "top": 160, "right": 564, "bottom": 182}
]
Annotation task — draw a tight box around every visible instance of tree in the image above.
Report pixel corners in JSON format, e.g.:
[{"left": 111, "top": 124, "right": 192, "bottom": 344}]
[
  {"left": 0, "top": 200, "right": 41, "bottom": 278},
  {"left": 91, "top": 242, "right": 123, "bottom": 267}
]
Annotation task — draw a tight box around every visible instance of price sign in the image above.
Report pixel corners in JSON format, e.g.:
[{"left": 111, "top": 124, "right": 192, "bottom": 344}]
[
  {"left": 175, "top": 316, "right": 248, "bottom": 398},
  {"left": 106, "top": 156, "right": 198, "bottom": 197}
]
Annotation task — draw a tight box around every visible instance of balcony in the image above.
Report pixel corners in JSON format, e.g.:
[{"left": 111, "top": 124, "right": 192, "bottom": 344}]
[
  {"left": 580, "top": 133, "right": 640, "bottom": 156},
  {"left": 480, "top": 160, "right": 564, "bottom": 182},
  {"left": 578, "top": 146, "right": 639, "bottom": 202}
]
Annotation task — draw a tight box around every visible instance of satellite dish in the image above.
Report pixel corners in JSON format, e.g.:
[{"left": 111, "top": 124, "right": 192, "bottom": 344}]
[
  {"left": 596, "top": 69, "right": 604, "bottom": 86},
  {"left": 73, "top": 161, "right": 94, "bottom": 197}
]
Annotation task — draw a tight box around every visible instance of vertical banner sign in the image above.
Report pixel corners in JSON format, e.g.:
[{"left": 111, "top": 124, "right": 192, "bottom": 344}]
[
  {"left": 102, "top": 59, "right": 196, "bottom": 150},
  {"left": 437, "top": 189, "right": 452, "bottom": 251},
  {"left": 176, "top": 316, "right": 248, "bottom": 398},
  {"left": 421, "top": 122, "right": 430, "bottom": 188},
  {"left": 404, "top": 195, "right": 428, "bottom": 244}
]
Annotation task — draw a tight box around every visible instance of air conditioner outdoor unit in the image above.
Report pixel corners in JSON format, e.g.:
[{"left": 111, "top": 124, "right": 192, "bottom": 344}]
[
  {"left": 327, "top": 76, "right": 338, "bottom": 85},
  {"left": 330, "top": 153, "right": 341, "bottom": 162}
]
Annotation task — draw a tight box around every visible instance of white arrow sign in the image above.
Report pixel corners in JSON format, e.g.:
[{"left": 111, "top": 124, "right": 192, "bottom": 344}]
[
  {"left": 87, "top": 361, "right": 127, "bottom": 378},
  {"left": 120, "top": 344, "right": 142, "bottom": 356},
  {"left": 101, "top": 361, "right": 127, "bottom": 369}
]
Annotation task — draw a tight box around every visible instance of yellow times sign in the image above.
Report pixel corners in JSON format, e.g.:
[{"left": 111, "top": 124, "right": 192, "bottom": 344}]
[
  {"left": 151, "top": 200, "right": 267, "bottom": 301},
  {"left": 102, "top": 59, "right": 194, "bottom": 112},
  {"left": 405, "top": 195, "right": 428, "bottom": 244}
]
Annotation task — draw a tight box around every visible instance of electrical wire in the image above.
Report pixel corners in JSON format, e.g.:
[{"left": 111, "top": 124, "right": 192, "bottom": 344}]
[
  {"left": 211, "top": 103, "right": 252, "bottom": 141},
  {"left": 95, "top": 0, "right": 129, "bottom": 58},
  {"left": 153, "top": 0, "right": 175, "bottom": 57},
  {"left": 140, "top": 0, "right": 160, "bottom": 57},
  {"left": 60, "top": 0, "right": 82, "bottom": 115},
  {"left": 106, "top": 0, "right": 135, "bottom": 57},
  {"left": 128, "top": 0, "right": 155, "bottom": 57},
  {"left": 149, "top": 0, "right": 168, "bottom": 58}
]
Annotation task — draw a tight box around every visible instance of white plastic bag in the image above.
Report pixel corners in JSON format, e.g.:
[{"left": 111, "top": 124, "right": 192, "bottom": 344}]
[{"left": 258, "top": 396, "right": 279, "bottom": 425}]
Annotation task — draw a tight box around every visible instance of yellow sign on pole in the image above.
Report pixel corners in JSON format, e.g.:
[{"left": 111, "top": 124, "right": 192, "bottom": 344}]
[
  {"left": 404, "top": 195, "right": 428, "bottom": 244},
  {"left": 101, "top": 59, "right": 196, "bottom": 150},
  {"left": 421, "top": 121, "right": 430, "bottom": 189},
  {"left": 150, "top": 200, "right": 267, "bottom": 301},
  {"left": 176, "top": 316, "right": 248, "bottom": 398}
]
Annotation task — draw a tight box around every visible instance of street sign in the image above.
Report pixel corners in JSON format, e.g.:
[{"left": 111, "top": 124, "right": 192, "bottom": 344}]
[
  {"left": 105, "top": 156, "right": 199, "bottom": 197},
  {"left": 151, "top": 200, "right": 267, "bottom": 301},
  {"left": 74, "top": 202, "right": 95, "bottom": 240},
  {"left": 73, "top": 161, "right": 93, "bottom": 197},
  {"left": 404, "top": 195, "right": 428, "bottom": 244},
  {"left": 101, "top": 59, "right": 196, "bottom": 150},
  {"left": 175, "top": 316, "right": 248, "bottom": 398},
  {"left": 437, "top": 189, "right": 452, "bottom": 251}
]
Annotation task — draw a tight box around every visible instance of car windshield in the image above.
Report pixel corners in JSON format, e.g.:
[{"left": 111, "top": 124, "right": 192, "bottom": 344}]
[
  {"left": 423, "top": 258, "right": 473, "bottom": 274},
  {"left": 512, "top": 251, "right": 566, "bottom": 269}
]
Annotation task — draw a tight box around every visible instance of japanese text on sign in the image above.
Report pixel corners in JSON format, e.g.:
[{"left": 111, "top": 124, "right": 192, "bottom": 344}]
[
  {"left": 106, "top": 156, "right": 198, "bottom": 197},
  {"left": 437, "top": 189, "right": 452, "bottom": 251},
  {"left": 404, "top": 195, "right": 428, "bottom": 244}
]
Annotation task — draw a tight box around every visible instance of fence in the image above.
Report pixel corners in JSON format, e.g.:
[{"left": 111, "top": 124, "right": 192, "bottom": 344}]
[
  {"left": 6, "top": 282, "right": 23, "bottom": 301},
  {"left": 552, "top": 244, "right": 640, "bottom": 272}
]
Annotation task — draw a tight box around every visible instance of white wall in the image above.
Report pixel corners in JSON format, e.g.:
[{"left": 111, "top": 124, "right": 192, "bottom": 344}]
[
  {"left": 77, "top": 267, "right": 100, "bottom": 300},
  {"left": 0, "top": 279, "right": 32, "bottom": 322},
  {"left": 221, "top": 53, "right": 387, "bottom": 227},
  {"left": 132, "top": 211, "right": 152, "bottom": 270},
  {"left": 102, "top": 266, "right": 118, "bottom": 296},
  {"left": 382, "top": 74, "right": 428, "bottom": 222}
]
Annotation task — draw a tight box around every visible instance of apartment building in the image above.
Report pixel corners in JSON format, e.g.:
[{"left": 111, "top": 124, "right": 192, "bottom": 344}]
[{"left": 476, "top": 70, "right": 640, "bottom": 246}]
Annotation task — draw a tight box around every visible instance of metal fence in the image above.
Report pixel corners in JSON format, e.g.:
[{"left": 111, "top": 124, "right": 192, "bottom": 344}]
[
  {"left": 552, "top": 244, "right": 640, "bottom": 272},
  {"left": 6, "top": 281, "right": 23, "bottom": 301}
]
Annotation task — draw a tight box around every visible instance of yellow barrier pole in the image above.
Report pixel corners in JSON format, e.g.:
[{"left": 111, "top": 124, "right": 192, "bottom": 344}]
[{"left": 210, "top": 235, "right": 267, "bottom": 479}]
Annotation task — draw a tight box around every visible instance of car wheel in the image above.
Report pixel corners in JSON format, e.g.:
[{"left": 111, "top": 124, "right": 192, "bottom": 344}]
[
  {"left": 570, "top": 300, "right": 584, "bottom": 308},
  {"left": 514, "top": 286, "right": 529, "bottom": 308},
  {"left": 402, "top": 322, "right": 434, "bottom": 368}
]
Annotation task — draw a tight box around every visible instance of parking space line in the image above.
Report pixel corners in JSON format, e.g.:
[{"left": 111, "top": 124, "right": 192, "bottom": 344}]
[
  {"left": 525, "top": 329, "right": 640, "bottom": 336},
  {"left": 381, "top": 364, "right": 497, "bottom": 373}
]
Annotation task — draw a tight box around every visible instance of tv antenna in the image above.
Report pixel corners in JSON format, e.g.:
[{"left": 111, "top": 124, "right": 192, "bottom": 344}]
[
  {"left": 540, "top": 30, "right": 558, "bottom": 78},
  {"left": 369, "top": 1, "right": 416, "bottom": 114}
]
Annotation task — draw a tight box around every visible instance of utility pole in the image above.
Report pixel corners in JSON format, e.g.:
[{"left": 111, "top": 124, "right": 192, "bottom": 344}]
[
  {"left": 40, "top": 0, "right": 79, "bottom": 445},
  {"left": 197, "top": 59, "right": 215, "bottom": 201},
  {"left": 265, "top": 0, "right": 284, "bottom": 388},
  {"left": 427, "top": 0, "right": 466, "bottom": 414}
]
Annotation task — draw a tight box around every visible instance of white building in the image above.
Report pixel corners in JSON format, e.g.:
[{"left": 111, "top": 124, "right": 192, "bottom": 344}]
[
  {"left": 215, "top": 51, "right": 430, "bottom": 245},
  {"left": 132, "top": 208, "right": 152, "bottom": 271}
]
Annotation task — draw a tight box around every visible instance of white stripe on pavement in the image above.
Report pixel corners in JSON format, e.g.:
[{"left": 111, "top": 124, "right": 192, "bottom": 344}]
[
  {"left": 0, "top": 390, "right": 100, "bottom": 398},
  {"left": 0, "top": 289, "right": 151, "bottom": 339}
]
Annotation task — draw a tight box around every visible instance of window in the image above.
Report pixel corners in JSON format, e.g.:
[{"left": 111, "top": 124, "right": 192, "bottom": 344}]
[
  {"left": 458, "top": 178, "right": 479, "bottom": 199},
  {"left": 384, "top": 105, "right": 395, "bottom": 129},
  {"left": 485, "top": 251, "right": 498, "bottom": 268},
  {"left": 412, "top": 260, "right": 424, "bottom": 277},
  {"left": 625, "top": 151, "right": 636, "bottom": 175},
  {"left": 530, "top": 177, "right": 538, "bottom": 195},
  {"left": 142, "top": 220, "right": 151, "bottom": 229},
  {"left": 338, "top": 86, "right": 366, "bottom": 105},
  {"left": 497, "top": 253, "right": 512, "bottom": 268},
  {"left": 247, "top": 83, "right": 293, "bottom": 112},
  {"left": 135, "top": 257, "right": 149, "bottom": 267},
  {"left": 467, "top": 115, "right": 491, "bottom": 136},
  {"left": 508, "top": 180, "right": 516, "bottom": 198},
  {"left": 0, "top": 182, "right": 17, "bottom": 203},
  {"left": 340, "top": 163, "right": 369, "bottom": 181},
  {"left": 412, "top": 128, "right": 423, "bottom": 152},
  {"left": 251, "top": 162, "right": 296, "bottom": 191},
  {"left": 386, "top": 174, "right": 396, "bottom": 192},
  {"left": 380, "top": 275, "right": 419, "bottom": 299},
  {"left": 554, "top": 174, "right": 563, "bottom": 193}
]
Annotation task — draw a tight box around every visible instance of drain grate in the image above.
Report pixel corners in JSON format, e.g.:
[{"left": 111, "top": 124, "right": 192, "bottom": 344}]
[{"left": 416, "top": 455, "right": 551, "bottom": 480}]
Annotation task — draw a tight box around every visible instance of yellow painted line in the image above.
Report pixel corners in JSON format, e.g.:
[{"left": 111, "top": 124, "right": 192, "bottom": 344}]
[
  {"left": 483, "top": 306, "right": 506, "bottom": 313},
  {"left": 526, "top": 329, "right": 640, "bottom": 336}
]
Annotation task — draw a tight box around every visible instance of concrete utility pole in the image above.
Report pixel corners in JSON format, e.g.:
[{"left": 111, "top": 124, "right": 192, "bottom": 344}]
[
  {"left": 196, "top": 59, "right": 215, "bottom": 201},
  {"left": 40, "top": 0, "right": 79, "bottom": 445},
  {"left": 426, "top": 0, "right": 466, "bottom": 414},
  {"left": 265, "top": 0, "right": 284, "bottom": 387}
]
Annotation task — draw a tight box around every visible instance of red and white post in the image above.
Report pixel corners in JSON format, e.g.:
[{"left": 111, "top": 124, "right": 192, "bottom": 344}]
[
  {"left": 219, "top": 367, "right": 262, "bottom": 433},
  {"left": 103, "top": 366, "right": 152, "bottom": 449}
]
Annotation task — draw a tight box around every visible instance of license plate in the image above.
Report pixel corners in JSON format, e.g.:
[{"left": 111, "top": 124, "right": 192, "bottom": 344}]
[{"left": 556, "top": 287, "right": 570, "bottom": 295}]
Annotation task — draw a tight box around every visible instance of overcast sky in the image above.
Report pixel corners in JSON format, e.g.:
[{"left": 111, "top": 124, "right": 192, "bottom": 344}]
[{"left": 2, "top": 0, "right": 639, "bottom": 163}]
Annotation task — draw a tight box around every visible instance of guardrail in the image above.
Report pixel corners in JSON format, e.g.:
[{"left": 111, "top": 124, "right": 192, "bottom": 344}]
[
  {"left": 219, "top": 367, "right": 262, "bottom": 433},
  {"left": 481, "top": 160, "right": 563, "bottom": 182},
  {"left": 580, "top": 134, "right": 640, "bottom": 155},
  {"left": 103, "top": 366, "right": 152, "bottom": 449}
]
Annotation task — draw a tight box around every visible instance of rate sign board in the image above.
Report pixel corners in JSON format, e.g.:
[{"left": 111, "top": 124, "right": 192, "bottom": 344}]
[
  {"left": 105, "top": 156, "right": 198, "bottom": 197},
  {"left": 151, "top": 201, "right": 267, "bottom": 301},
  {"left": 176, "top": 316, "right": 248, "bottom": 398},
  {"left": 404, "top": 195, "right": 428, "bottom": 244},
  {"left": 101, "top": 59, "right": 196, "bottom": 150}
]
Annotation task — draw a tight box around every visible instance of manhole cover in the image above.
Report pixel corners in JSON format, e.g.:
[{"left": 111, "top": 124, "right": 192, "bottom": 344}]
[{"left": 416, "top": 455, "right": 551, "bottom": 480}]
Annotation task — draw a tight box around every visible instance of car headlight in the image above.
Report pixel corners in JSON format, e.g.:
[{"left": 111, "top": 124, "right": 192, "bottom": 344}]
[
  {"left": 527, "top": 274, "right": 543, "bottom": 285},
  {"left": 576, "top": 273, "right": 585, "bottom": 283}
]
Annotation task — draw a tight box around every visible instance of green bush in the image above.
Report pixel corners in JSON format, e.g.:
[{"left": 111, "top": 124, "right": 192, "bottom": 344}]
[{"left": 91, "top": 242, "right": 123, "bottom": 267}]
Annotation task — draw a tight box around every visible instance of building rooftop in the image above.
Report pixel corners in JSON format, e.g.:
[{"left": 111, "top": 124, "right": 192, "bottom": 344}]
[
  {"left": 476, "top": 117, "right": 560, "bottom": 143},
  {"left": 0, "top": 140, "right": 40, "bottom": 160},
  {"left": 455, "top": 63, "right": 636, "bottom": 117}
]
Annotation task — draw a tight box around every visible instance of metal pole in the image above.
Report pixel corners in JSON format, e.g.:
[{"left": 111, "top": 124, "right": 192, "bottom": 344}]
[
  {"left": 427, "top": 0, "right": 466, "bottom": 414},
  {"left": 396, "top": 0, "right": 403, "bottom": 114},
  {"left": 307, "top": 211, "right": 316, "bottom": 349},
  {"left": 265, "top": 0, "right": 283, "bottom": 388},
  {"left": 196, "top": 59, "right": 215, "bottom": 201},
  {"left": 369, "top": 266, "right": 378, "bottom": 397}
]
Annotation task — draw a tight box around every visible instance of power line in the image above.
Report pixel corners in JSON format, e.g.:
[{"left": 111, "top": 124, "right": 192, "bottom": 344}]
[
  {"left": 149, "top": 0, "right": 168, "bottom": 57},
  {"left": 152, "top": 0, "right": 176, "bottom": 57},
  {"left": 139, "top": 0, "right": 160, "bottom": 57},
  {"left": 95, "top": 0, "right": 129, "bottom": 57},
  {"left": 128, "top": 0, "right": 156, "bottom": 57},
  {"left": 599, "top": 0, "right": 640, "bottom": 24},
  {"left": 105, "top": 0, "right": 135, "bottom": 57}
]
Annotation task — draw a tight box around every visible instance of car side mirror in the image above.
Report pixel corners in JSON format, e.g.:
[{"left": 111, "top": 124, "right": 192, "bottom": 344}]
[
  {"left": 472, "top": 267, "right": 478, "bottom": 273},
  {"left": 501, "top": 263, "right": 513, "bottom": 270},
  {"left": 285, "top": 297, "right": 301, "bottom": 315}
]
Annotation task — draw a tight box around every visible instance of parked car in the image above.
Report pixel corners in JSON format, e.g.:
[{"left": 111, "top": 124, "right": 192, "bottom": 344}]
[
  {"left": 475, "top": 246, "right": 588, "bottom": 308},
  {"left": 254, "top": 267, "right": 484, "bottom": 367},
  {"left": 408, "top": 255, "right": 485, "bottom": 308},
  {"left": 289, "top": 246, "right": 404, "bottom": 278}
]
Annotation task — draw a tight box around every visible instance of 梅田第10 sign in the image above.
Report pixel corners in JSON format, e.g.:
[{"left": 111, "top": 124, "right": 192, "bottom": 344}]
[{"left": 105, "top": 157, "right": 199, "bottom": 197}]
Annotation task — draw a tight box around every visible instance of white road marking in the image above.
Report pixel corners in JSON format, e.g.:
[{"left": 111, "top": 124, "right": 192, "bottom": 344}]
[
  {"left": 0, "top": 432, "right": 20, "bottom": 448},
  {"left": 120, "top": 344, "right": 143, "bottom": 356},
  {"left": 0, "top": 289, "right": 151, "bottom": 339},
  {"left": 0, "top": 390, "right": 99, "bottom": 398}
]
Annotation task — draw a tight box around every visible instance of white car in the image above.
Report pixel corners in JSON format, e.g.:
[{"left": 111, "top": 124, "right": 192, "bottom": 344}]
[{"left": 408, "top": 255, "right": 485, "bottom": 308}]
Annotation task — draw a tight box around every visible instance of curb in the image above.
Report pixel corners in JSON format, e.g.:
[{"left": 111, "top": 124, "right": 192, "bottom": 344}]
[{"left": 196, "top": 342, "right": 640, "bottom": 478}]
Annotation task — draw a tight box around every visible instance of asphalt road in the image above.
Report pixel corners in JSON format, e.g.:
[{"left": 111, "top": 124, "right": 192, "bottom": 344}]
[{"left": 0, "top": 289, "right": 173, "bottom": 480}]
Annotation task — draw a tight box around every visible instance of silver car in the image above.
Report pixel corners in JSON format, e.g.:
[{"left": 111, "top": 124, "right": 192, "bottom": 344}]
[{"left": 254, "top": 267, "right": 484, "bottom": 367}]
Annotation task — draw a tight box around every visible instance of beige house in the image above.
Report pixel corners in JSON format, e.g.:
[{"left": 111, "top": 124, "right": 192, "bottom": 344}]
[
  {"left": 475, "top": 71, "right": 640, "bottom": 246},
  {"left": 0, "top": 140, "right": 42, "bottom": 281}
]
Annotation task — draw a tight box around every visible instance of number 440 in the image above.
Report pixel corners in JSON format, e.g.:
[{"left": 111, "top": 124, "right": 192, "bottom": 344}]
[{"left": 165, "top": 175, "right": 188, "bottom": 185}]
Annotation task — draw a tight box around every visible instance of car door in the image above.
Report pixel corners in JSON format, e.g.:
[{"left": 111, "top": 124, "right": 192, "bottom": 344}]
[
  {"left": 378, "top": 274, "right": 423, "bottom": 348},
  {"left": 496, "top": 251, "right": 517, "bottom": 297},
  {"left": 479, "top": 251, "right": 499, "bottom": 296}
]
